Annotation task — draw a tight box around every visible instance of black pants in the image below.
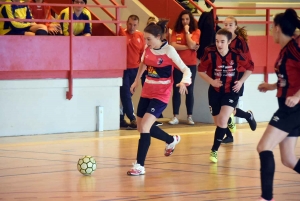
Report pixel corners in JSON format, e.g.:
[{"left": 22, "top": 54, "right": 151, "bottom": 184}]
[
  {"left": 172, "top": 65, "right": 196, "bottom": 115},
  {"left": 120, "top": 68, "right": 138, "bottom": 121}
]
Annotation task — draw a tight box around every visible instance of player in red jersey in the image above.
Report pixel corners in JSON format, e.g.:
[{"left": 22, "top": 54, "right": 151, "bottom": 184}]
[
  {"left": 257, "top": 8, "right": 300, "bottom": 201},
  {"left": 127, "top": 19, "right": 192, "bottom": 176},
  {"left": 221, "top": 16, "right": 257, "bottom": 144},
  {"left": 198, "top": 28, "right": 253, "bottom": 163}
]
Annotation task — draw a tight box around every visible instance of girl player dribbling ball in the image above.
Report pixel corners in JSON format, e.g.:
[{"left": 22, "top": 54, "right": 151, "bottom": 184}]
[{"left": 127, "top": 19, "right": 192, "bottom": 176}]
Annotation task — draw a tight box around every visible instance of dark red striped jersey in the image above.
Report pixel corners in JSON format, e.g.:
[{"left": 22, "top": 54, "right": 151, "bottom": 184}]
[
  {"left": 230, "top": 36, "right": 254, "bottom": 67},
  {"left": 275, "top": 38, "right": 300, "bottom": 100},
  {"left": 198, "top": 45, "right": 254, "bottom": 95}
]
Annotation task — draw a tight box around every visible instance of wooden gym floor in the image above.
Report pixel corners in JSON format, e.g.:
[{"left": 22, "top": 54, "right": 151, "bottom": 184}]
[{"left": 0, "top": 122, "right": 299, "bottom": 201}]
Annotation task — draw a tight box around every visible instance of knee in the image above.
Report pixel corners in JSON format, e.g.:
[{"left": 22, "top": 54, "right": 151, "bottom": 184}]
[
  {"left": 281, "top": 156, "right": 297, "bottom": 169},
  {"left": 216, "top": 117, "right": 227, "bottom": 128},
  {"left": 257, "top": 143, "right": 265, "bottom": 153}
]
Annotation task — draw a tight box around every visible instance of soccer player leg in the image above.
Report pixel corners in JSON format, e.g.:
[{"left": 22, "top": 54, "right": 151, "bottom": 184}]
[
  {"left": 128, "top": 98, "right": 155, "bottom": 176},
  {"left": 257, "top": 106, "right": 294, "bottom": 200},
  {"left": 234, "top": 108, "right": 257, "bottom": 131},
  {"left": 279, "top": 136, "right": 299, "bottom": 172}
]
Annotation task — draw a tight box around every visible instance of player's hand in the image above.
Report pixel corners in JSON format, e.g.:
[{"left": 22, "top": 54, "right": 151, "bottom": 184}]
[
  {"left": 211, "top": 79, "right": 222, "bottom": 88},
  {"left": 233, "top": 80, "right": 242, "bottom": 93},
  {"left": 130, "top": 80, "right": 138, "bottom": 94},
  {"left": 258, "top": 82, "right": 272, "bottom": 93},
  {"left": 184, "top": 25, "right": 190, "bottom": 33},
  {"left": 194, "top": 44, "right": 200, "bottom": 51},
  {"left": 176, "top": 82, "right": 188, "bottom": 95},
  {"left": 285, "top": 95, "right": 300, "bottom": 107}
]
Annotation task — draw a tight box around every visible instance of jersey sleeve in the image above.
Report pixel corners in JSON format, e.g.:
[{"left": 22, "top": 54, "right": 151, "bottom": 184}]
[
  {"left": 198, "top": 47, "right": 211, "bottom": 72},
  {"left": 191, "top": 29, "right": 200, "bottom": 44},
  {"left": 238, "top": 52, "right": 254, "bottom": 71},
  {"left": 118, "top": 26, "right": 126, "bottom": 36},
  {"left": 82, "top": 10, "right": 92, "bottom": 35},
  {"left": 167, "top": 46, "right": 192, "bottom": 85},
  {"left": 58, "top": 10, "right": 69, "bottom": 36},
  {"left": 2, "top": 5, "right": 31, "bottom": 29}
]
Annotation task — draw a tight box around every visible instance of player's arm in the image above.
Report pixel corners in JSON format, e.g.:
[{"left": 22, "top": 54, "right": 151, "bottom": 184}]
[
  {"left": 185, "top": 28, "right": 200, "bottom": 50},
  {"left": 168, "top": 47, "right": 191, "bottom": 85},
  {"left": 130, "top": 61, "right": 146, "bottom": 94},
  {"left": 83, "top": 10, "right": 92, "bottom": 36},
  {"left": 2, "top": 5, "right": 31, "bottom": 29},
  {"left": 258, "top": 83, "right": 277, "bottom": 93},
  {"left": 170, "top": 31, "right": 189, "bottom": 50}
]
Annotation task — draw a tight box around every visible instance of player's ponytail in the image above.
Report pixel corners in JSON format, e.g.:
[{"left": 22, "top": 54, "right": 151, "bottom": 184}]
[
  {"left": 274, "top": 8, "right": 300, "bottom": 37},
  {"left": 226, "top": 16, "right": 248, "bottom": 42},
  {"left": 144, "top": 19, "right": 169, "bottom": 39},
  {"left": 235, "top": 26, "right": 248, "bottom": 43}
]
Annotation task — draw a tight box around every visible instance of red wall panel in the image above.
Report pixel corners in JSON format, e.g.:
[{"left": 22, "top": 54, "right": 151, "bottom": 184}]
[{"left": 0, "top": 36, "right": 126, "bottom": 79}]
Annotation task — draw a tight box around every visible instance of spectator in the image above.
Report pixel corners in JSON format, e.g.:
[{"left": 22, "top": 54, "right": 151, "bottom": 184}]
[
  {"left": 0, "top": 0, "right": 48, "bottom": 35},
  {"left": 58, "top": 0, "right": 92, "bottom": 36},
  {"left": 169, "top": 10, "right": 200, "bottom": 125},
  {"left": 119, "top": 15, "right": 145, "bottom": 129},
  {"left": 29, "top": 0, "right": 61, "bottom": 35}
]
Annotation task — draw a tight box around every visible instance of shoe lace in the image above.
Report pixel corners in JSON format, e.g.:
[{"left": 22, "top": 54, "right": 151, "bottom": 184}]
[
  {"left": 248, "top": 111, "right": 253, "bottom": 120},
  {"left": 228, "top": 122, "right": 235, "bottom": 129},
  {"left": 211, "top": 151, "right": 217, "bottom": 158},
  {"left": 132, "top": 162, "right": 141, "bottom": 169}
]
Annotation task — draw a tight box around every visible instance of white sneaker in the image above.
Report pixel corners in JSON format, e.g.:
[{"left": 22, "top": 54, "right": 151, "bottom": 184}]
[
  {"left": 127, "top": 162, "right": 145, "bottom": 176},
  {"left": 164, "top": 135, "right": 181, "bottom": 156},
  {"left": 168, "top": 117, "right": 179, "bottom": 125},
  {"left": 187, "top": 116, "right": 194, "bottom": 125}
]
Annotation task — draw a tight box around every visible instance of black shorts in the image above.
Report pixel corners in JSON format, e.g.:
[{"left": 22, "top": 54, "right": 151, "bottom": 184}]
[
  {"left": 269, "top": 98, "right": 300, "bottom": 137},
  {"left": 208, "top": 86, "right": 239, "bottom": 116},
  {"left": 137, "top": 97, "right": 167, "bottom": 118}
]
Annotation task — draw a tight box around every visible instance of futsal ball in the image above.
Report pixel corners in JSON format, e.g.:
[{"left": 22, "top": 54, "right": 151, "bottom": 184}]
[{"left": 77, "top": 156, "right": 97, "bottom": 176}]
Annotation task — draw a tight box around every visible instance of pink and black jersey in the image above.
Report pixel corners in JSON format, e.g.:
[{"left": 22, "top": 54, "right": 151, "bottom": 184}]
[
  {"left": 198, "top": 45, "right": 253, "bottom": 95},
  {"left": 141, "top": 41, "right": 192, "bottom": 103},
  {"left": 275, "top": 38, "right": 300, "bottom": 101}
]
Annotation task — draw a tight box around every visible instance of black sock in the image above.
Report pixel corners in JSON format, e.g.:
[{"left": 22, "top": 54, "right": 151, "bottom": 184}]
[
  {"left": 120, "top": 114, "right": 124, "bottom": 121},
  {"left": 235, "top": 108, "right": 250, "bottom": 119},
  {"left": 259, "top": 151, "right": 275, "bottom": 200},
  {"left": 136, "top": 133, "right": 151, "bottom": 166},
  {"left": 211, "top": 126, "right": 227, "bottom": 151},
  {"left": 293, "top": 159, "right": 300, "bottom": 174},
  {"left": 225, "top": 127, "right": 233, "bottom": 138},
  {"left": 150, "top": 125, "right": 174, "bottom": 144}
]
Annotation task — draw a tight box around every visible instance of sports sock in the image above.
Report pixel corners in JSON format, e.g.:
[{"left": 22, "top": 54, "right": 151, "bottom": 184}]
[
  {"left": 293, "top": 159, "right": 300, "bottom": 174},
  {"left": 259, "top": 151, "right": 275, "bottom": 201},
  {"left": 211, "top": 126, "right": 227, "bottom": 151},
  {"left": 235, "top": 108, "right": 251, "bottom": 119},
  {"left": 150, "top": 125, "right": 174, "bottom": 144},
  {"left": 136, "top": 133, "right": 151, "bottom": 166}
]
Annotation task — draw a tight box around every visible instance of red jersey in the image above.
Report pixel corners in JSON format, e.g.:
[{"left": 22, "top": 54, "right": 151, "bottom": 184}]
[
  {"left": 171, "top": 29, "right": 201, "bottom": 65},
  {"left": 141, "top": 41, "right": 192, "bottom": 103},
  {"left": 29, "top": 1, "right": 52, "bottom": 26},
  {"left": 230, "top": 36, "right": 254, "bottom": 67},
  {"left": 275, "top": 38, "right": 300, "bottom": 101},
  {"left": 198, "top": 45, "right": 253, "bottom": 95},
  {"left": 119, "top": 27, "right": 145, "bottom": 69}
]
